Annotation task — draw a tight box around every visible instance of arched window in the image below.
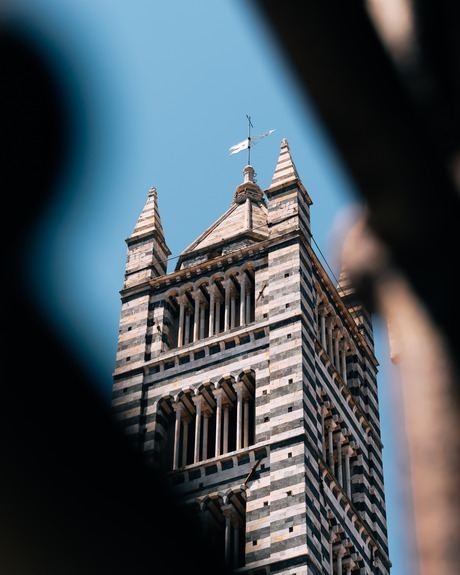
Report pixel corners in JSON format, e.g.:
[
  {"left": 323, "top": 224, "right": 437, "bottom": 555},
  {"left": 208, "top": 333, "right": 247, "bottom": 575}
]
[
  {"left": 199, "top": 491, "right": 246, "bottom": 569},
  {"left": 157, "top": 372, "right": 257, "bottom": 471},
  {"left": 165, "top": 266, "right": 256, "bottom": 350}
]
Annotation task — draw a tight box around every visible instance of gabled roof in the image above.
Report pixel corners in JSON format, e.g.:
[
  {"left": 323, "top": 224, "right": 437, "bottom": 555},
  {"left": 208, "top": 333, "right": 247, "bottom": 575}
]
[
  {"left": 181, "top": 199, "right": 268, "bottom": 253},
  {"left": 176, "top": 166, "right": 268, "bottom": 270},
  {"left": 176, "top": 141, "right": 309, "bottom": 270}
]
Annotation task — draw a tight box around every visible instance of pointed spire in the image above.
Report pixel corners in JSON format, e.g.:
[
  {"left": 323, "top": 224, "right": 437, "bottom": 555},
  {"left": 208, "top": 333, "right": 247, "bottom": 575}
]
[
  {"left": 270, "top": 138, "right": 300, "bottom": 188},
  {"left": 124, "top": 186, "right": 171, "bottom": 287},
  {"left": 131, "top": 186, "right": 167, "bottom": 244}
]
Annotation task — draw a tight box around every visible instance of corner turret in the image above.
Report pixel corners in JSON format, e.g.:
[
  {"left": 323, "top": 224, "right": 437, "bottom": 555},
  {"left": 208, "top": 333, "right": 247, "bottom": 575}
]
[
  {"left": 265, "top": 138, "right": 312, "bottom": 241},
  {"left": 124, "top": 187, "right": 171, "bottom": 289}
]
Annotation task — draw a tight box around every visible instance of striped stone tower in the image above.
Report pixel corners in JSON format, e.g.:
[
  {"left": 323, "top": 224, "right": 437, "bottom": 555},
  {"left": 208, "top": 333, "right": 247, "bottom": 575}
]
[{"left": 112, "top": 139, "right": 390, "bottom": 575}]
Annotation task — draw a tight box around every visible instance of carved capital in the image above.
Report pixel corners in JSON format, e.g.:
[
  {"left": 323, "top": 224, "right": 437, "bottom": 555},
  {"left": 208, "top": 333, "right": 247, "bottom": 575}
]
[
  {"left": 340, "top": 338, "right": 350, "bottom": 351},
  {"left": 344, "top": 445, "right": 354, "bottom": 457},
  {"left": 172, "top": 401, "right": 183, "bottom": 415},
  {"left": 326, "top": 420, "right": 337, "bottom": 432},
  {"left": 207, "top": 283, "right": 221, "bottom": 301},
  {"left": 192, "top": 392, "right": 204, "bottom": 411},
  {"left": 233, "top": 381, "right": 244, "bottom": 399},
  {"left": 335, "top": 432, "right": 345, "bottom": 446},
  {"left": 177, "top": 294, "right": 189, "bottom": 307},
  {"left": 213, "top": 387, "right": 224, "bottom": 406},
  {"left": 221, "top": 504, "right": 237, "bottom": 522},
  {"left": 318, "top": 304, "right": 328, "bottom": 318},
  {"left": 335, "top": 544, "right": 347, "bottom": 558},
  {"left": 222, "top": 278, "right": 236, "bottom": 295},
  {"left": 191, "top": 289, "right": 205, "bottom": 304}
]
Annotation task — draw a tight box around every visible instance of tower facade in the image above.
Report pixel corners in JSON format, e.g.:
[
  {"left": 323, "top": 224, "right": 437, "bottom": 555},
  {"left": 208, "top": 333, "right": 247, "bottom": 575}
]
[{"left": 112, "top": 140, "right": 390, "bottom": 575}]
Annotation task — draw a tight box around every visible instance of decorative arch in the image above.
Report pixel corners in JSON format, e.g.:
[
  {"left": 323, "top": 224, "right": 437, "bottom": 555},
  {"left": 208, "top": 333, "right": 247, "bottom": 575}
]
[
  {"left": 155, "top": 370, "right": 257, "bottom": 471},
  {"left": 209, "top": 271, "right": 225, "bottom": 285},
  {"left": 195, "top": 276, "right": 211, "bottom": 289},
  {"left": 162, "top": 263, "right": 256, "bottom": 350},
  {"left": 178, "top": 282, "right": 195, "bottom": 295},
  {"left": 321, "top": 394, "right": 360, "bottom": 501}
]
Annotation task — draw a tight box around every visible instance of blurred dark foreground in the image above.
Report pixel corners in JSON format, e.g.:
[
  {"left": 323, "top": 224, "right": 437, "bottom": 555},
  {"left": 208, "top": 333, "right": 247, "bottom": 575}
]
[{"left": 3, "top": 2, "right": 460, "bottom": 574}]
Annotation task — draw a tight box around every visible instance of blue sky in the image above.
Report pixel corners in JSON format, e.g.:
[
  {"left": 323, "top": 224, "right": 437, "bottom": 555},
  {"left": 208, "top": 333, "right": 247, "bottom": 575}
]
[{"left": 6, "top": 1, "right": 412, "bottom": 573}]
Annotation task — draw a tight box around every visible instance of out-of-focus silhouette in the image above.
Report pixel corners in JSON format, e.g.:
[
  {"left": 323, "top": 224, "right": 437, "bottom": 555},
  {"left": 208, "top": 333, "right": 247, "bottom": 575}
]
[
  {"left": 2, "top": 24, "right": 229, "bottom": 575},
  {"left": 252, "top": 2, "right": 460, "bottom": 574}
]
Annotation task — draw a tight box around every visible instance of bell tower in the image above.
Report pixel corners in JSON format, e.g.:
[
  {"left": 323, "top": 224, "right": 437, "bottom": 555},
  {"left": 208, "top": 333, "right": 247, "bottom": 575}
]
[{"left": 112, "top": 141, "right": 391, "bottom": 575}]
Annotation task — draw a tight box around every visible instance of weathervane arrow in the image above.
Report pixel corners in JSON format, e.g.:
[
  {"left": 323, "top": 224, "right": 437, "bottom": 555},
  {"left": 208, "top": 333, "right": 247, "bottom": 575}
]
[{"left": 229, "top": 115, "right": 275, "bottom": 164}]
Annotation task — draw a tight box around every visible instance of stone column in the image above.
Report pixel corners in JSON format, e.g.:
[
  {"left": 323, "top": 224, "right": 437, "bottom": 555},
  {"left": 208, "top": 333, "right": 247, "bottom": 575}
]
[
  {"left": 184, "top": 311, "right": 191, "bottom": 345},
  {"left": 234, "top": 382, "right": 244, "bottom": 450},
  {"left": 207, "top": 284, "right": 217, "bottom": 337},
  {"left": 315, "top": 298, "right": 320, "bottom": 338},
  {"left": 336, "top": 434, "right": 344, "bottom": 484},
  {"left": 329, "top": 532, "right": 336, "bottom": 575},
  {"left": 246, "top": 288, "right": 251, "bottom": 323},
  {"left": 202, "top": 301, "right": 209, "bottom": 340},
  {"left": 223, "top": 403, "right": 230, "bottom": 454},
  {"left": 193, "top": 291, "right": 200, "bottom": 343},
  {"left": 336, "top": 545, "right": 346, "bottom": 575},
  {"left": 177, "top": 295, "right": 187, "bottom": 347},
  {"left": 222, "top": 507, "right": 233, "bottom": 566},
  {"left": 172, "top": 401, "right": 183, "bottom": 470},
  {"left": 341, "top": 341, "right": 349, "bottom": 384},
  {"left": 243, "top": 397, "right": 250, "bottom": 448},
  {"left": 223, "top": 279, "right": 232, "bottom": 332},
  {"left": 320, "top": 312, "right": 327, "bottom": 350},
  {"left": 321, "top": 405, "right": 329, "bottom": 456},
  {"left": 215, "top": 296, "right": 221, "bottom": 334},
  {"left": 230, "top": 294, "right": 236, "bottom": 329},
  {"left": 239, "top": 272, "right": 247, "bottom": 326},
  {"left": 334, "top": 329, "right": 341, "bottom": 372},
  {"left": 202, "top": 411, "right": 210, "bottom": 460},
  {"left": 193, "top": 394, "right": 203, "bottom": 463},
  {"left": 327, "top": 422, "right": 336, "bottom": 469},
  {"left": 232, "top": 513, "right": 242, "bottom": 568},
  {"left": 181, "top": 417, "right": 190, "bottom": 467},
  {"left": 327, "top": 319, "right": 334, "bottom": 359},
  {"left": 214, "top": 388, "right": 223, "bottom": 456},
  {"left": 344, "top": 445, "right": 353, "bottom": 498},
  {"left": 192, "top": 289, "right": 203, "bottom": 343}
]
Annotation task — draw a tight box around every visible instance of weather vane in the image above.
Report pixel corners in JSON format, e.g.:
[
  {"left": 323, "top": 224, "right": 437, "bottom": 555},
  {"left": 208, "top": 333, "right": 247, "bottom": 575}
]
[{"left": 229, "top": 115, "right": 275, "bottom": 165}]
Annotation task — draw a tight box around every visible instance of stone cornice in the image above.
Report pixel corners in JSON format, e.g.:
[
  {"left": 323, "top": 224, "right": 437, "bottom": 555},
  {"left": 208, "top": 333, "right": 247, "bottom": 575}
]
[
  {"left": 112, "top": 319, "right": 270, "bottom": 379},
  {"left": 264, "top": 177, "right": 313, "bottom": 206},
  {"left": 119, "top": 239, "right": 270, "bottom": 299}
]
